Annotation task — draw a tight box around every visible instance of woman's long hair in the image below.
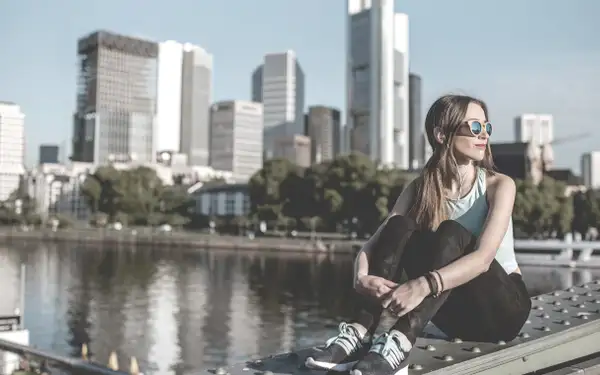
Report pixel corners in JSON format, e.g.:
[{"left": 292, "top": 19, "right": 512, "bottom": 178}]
[{"left": 408, "top": 94, "right": 496, "bottom": 230}]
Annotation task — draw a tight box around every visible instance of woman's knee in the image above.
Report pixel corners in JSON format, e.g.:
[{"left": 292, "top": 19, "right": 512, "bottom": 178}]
[
  {"left": 436, "top": 220, "right": 476, "bottom": 247},
  {"left": 426, "top": 220, "right": 477, "bottom": 264},
  {"left": 374, "top": 215, "right": 417, "bottom": 250},
  {"left": 387, "top": 214, "right": 417, "bottom": 230}
]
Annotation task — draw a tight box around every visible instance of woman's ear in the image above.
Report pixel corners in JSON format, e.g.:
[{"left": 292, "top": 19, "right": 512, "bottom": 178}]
[{"left": 434, "top": 127, "right": 446, "bottom": 145}]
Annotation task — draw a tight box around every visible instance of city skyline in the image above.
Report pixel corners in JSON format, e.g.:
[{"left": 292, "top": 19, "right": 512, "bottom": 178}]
[{"left": 1, "top": 0, "right": 599, "bottom": 171}]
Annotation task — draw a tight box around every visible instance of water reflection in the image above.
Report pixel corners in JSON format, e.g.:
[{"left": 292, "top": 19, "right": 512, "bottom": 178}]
[{"left": 1, "top": 243, "right": 599, "bottom": 374}]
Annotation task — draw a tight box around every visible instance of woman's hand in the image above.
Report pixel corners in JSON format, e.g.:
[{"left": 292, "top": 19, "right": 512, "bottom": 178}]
[
  {"left": 355, "top": 275, "right": 398, "bottom": 299},
  {"left": 382, "top": 277, "right": 431, "bottom": 317}
]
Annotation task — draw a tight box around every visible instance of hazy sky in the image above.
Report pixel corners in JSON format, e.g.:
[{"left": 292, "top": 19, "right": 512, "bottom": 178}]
[{"left": 1, "top": 0, "right": 598, "bottom": 171}]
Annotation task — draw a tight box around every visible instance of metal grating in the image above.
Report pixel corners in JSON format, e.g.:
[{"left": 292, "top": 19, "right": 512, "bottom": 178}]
[{"left": 202, "top": 280, "right": 600, "bottom": 375}]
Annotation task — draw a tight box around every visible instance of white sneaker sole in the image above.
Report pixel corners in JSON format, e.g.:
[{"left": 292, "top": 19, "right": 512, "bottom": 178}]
[{"left": 305, "top": 357, "right": 358, "bottom": 372}]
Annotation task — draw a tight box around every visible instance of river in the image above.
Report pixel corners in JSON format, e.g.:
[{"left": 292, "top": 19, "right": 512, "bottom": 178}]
[{"left": 0, "top": 243, "right": 598, "bottom": 374}]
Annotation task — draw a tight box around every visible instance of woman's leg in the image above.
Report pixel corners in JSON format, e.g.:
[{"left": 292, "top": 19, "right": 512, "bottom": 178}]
[
  {"left": 305, "top": 215, "right": 418, "bottom": 371},
  {"left": 352, "top": 220, "right": 531, "bottom": 375},
  {"left": 353, "top": 215, "right": 419, "bottom": 334}
]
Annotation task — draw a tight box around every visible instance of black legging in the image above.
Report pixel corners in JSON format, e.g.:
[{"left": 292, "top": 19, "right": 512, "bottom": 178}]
[{"left": 353, "top": 214, "right": 531, "bottom": 345}]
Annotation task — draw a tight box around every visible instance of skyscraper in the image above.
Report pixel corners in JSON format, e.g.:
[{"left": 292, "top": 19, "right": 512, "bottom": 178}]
[
  {"left": 408, "top": 73, "right": 424, "bottom": 169},
  {"left": 209, "top": 100, "right": 264, "bottom": 180},
  {"left": 306, "top": 106, "right": 342, "bottom": 164},
  {"left": 180, "top": 44, "right": 213, "bottom": 166},
  {"left": 582, "top": 151, "right": 600, "bottom": 189},
  {"left": 0, "top": 101, "right": 25, "bottom": 201},
  {"left": 346, "top": 0, "right": 410, "bottom": 168},
  {"left": 251, "top": 51, "right": 305, "bottom": 160},
  {"left": 156, "top": 40, "right": 184, "bottom": 153},
  {"left": 71, "top": 31, "right": 158, "bottom": 163}
]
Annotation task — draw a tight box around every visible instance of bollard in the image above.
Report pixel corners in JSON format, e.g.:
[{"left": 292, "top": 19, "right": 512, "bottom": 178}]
[
  {"left": 81, "top": 343, "right": 88, "bottom": 360},
  {"left": 129, "top": 357, "right": 139, "bottom": 375},
  {"left": 108, "top": 351, "right": 119, "bottom": 371}
]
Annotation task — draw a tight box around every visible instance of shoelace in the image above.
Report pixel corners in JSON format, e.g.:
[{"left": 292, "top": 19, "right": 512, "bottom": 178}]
[
  {"left": 369, "top": 331, "right": 411, "bottom": 369},
  {"left": 325, "top": 322, "right": 362, "bottom": 355}
]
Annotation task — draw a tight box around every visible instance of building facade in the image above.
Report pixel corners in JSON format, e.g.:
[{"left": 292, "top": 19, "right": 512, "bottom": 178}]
[
  {"left": 306, "top": 106, "right": 341, "bottom": 164},
  {"left": 408, "top": 73, "right": 425, "bottom": 169},
  {"left": 0, "top": 102, "right": 25, "bottom": 201},
  {"left": 72, "top": 31, "right": 159, "bottom": 164},
  {"left": 209, "top": 100, "right": 264, "bottom": 180},
  {"left": 39, "top": 144, "right": 60, "bottom": 165},
  {"left": 252, "top": 51, "right": 305, "bottom": 160},
  {"left": 346, "top": 0, "right": 410, "bottom": 168},
  {"left": 274, "top": 134, "right": 311, "bottom": 168},
  {"left": 582, "top": 151, "right": 600, "bottom": 189},
  {"left": 180, "top": 44, "right": 213, "bottom": 166},
  {"left": 192, "top": 183, "right": 250, "bottom": 217},
  {"left": 25, "top": 162, "right": 93, "bottom": 221},
  {"left": 514, "top": 114, "right": 554, "bottom": 145},
  {"left": 156, "top": 40, "right": 184, "bottom": 153}
]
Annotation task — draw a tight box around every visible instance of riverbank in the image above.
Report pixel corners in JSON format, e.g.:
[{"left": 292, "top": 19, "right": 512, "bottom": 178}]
[{"left": 0, "top": 228, "right": 360, "bottom": 253}]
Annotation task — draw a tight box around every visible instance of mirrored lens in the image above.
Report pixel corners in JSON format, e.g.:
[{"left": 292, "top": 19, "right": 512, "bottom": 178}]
[
  {"left": 485, "top": 122, "right": 493, "bottom": 136},
  {"left": 470, "top": 121, "right": 482, "bottom": 135}
]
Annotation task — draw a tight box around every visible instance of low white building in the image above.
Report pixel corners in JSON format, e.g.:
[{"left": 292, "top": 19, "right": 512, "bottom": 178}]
[{"left": 25, "top": 162, "right": 93, "bottom": 220}]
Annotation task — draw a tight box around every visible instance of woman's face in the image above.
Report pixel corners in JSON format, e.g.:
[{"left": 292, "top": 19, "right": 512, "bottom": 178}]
[{"left": 451, "top": 102, "right": 491, "bottom": 163}]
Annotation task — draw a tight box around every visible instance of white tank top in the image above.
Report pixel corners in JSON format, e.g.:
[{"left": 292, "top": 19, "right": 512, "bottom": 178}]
[{"left": 446, "top": 168, "right": 519, "bottom": 274}]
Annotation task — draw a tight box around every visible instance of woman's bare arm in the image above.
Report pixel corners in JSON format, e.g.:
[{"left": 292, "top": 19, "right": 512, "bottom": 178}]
[
  {"left": 433, "top": 174, "right": 516, "bottom": 290},
  {"left": 353, "top": 178, "right": 419, "bottom": 285}
]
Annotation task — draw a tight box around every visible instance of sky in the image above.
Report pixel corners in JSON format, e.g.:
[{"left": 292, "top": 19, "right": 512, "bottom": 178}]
[{"left": 1, "top": 0, "right": 599, "bottom": 172}]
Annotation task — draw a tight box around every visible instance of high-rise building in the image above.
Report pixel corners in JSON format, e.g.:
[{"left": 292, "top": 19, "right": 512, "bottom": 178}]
[
  {"left": 209, "top": 100, "right": 263, "bottom": 180},
  {"left": 71, "top": 31, "right": 158, "bottom": 164},
  {"left": 0, "top": 101, "right": 25, "bottom": 201},
  {"left": 306, "top": 106, "right": 341, "bottom": 164},
  {"left": 180, "top": 44, "right": 213, "bottom": 166},
  {"left": 346, "top": 0, "right": 410, "bottom": 168},
  {"left": 408, "top": 73, "right": 424, "bottom": 169},
  {"left": 274, "top": 134, "right": 311, "bottom": 168},
  {"left": 514, "top": 114, "right": 554, "bottom": 145},
  {"left": 39, "top": 144, "right": 59, "bottom": 164},
  {"left": 156, "top": 41, "right": 184, "bottom": 153},
  {"left": 251, "top": 66, "right": 263, "bottom": 103},
  {"left": 582, "top": 151, "right": 600, "bottom": 189},
  {"left": 251, "top": 51, "right": 305, "bottom": 160}
]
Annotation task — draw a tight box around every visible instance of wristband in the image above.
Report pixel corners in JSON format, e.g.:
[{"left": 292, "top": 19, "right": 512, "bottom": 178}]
[
  {"left": 432, "top": 270, "right": 444, "bottom": 297},
  {"left": 424, "top": 272, "right": 438, "bottom": 297}
]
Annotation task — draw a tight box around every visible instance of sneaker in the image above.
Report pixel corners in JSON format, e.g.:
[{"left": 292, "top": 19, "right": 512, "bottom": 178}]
[
  {"left": 305, "top": 322, "right": 371, "bottom": 372},
  {"left": 349, "top": 330, "right": 411, "bottom": 375}
]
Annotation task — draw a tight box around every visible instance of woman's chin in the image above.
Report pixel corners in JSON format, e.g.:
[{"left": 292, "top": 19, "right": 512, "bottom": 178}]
[{"left": 457, "top": 149, "right": 486, "bottom": 162}]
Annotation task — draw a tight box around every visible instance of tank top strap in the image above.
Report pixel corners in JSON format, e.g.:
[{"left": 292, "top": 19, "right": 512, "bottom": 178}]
[{"left": 475, "top": 167, "right": 487, "bottom": 196}]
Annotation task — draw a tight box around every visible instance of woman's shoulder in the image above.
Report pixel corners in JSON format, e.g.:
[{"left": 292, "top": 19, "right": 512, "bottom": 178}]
[{"left": 486, "top": 172, "right": 516, "bottom": 198}]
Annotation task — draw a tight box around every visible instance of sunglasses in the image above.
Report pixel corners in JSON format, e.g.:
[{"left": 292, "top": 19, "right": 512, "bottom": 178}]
[{"left": 458, "top": 120, "right": 493, "bottom": 137}]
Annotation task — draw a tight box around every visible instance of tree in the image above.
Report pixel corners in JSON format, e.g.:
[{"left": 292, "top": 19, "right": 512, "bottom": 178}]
[
  {"left": 513, "top": 177, "right": 573, "bottom": 238},
  {"left": 248, "top": 158, "right": 299, "bottom": 222},
  {"left": 80, "top": 166, "right": 122, "bottom": 218},
  {"left": 572, "top": 190, "right": 600, "bottom": 235},
  {"left": 80, "top": 166, "right": 195, "bottom": 227}
]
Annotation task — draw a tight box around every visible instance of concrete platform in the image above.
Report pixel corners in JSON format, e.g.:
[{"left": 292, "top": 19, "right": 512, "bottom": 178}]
[{"left": 203, "top": 279, "right": 600, "bottom": 375}]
